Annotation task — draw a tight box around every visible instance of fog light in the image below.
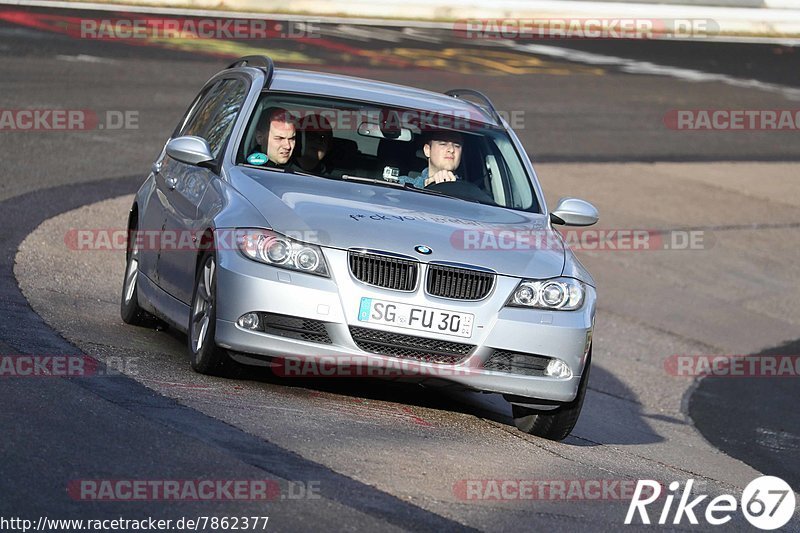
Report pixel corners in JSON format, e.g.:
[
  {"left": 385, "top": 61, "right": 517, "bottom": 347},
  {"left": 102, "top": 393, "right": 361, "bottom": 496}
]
[
  {"left": 545, "top": 358, "right": 572, "bottom": 379},
  {"left": 238, "top": 312, "right": 261, "bottom": 330}
]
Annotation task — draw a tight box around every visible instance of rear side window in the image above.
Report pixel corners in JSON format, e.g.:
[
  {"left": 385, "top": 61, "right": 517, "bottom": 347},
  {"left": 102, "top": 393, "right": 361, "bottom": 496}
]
[{"left": 179, "top": 79, "right": 247, "bottom": 159}]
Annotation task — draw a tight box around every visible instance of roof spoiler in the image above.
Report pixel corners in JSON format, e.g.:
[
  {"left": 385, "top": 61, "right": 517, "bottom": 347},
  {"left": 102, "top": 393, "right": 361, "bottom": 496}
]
[
  {"left": 227, "top": 55, "right": 275, "bottom": 87},
  {"left": 445, "top": 89, "right": 503, "bottom": 126}
]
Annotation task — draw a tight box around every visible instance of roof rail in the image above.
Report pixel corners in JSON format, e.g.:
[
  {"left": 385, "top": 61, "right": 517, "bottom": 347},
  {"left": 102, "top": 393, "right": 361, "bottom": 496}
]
[
  {"left": 445, "top": 89, "right": 503, "bottom": 126},
  {"left": 227, "top": 55, "right": 275, "bottom": 86}
]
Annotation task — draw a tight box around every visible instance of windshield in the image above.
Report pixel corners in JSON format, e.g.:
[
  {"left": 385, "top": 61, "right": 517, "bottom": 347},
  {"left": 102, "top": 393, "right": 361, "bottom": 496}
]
[{"left": 237, "top": 92, "right": 540, "bottom": 212}]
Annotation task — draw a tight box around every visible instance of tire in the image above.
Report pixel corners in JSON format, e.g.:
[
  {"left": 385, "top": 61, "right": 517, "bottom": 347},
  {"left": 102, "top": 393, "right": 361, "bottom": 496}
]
[
  {"left": 188, "top": 251, "right": 230, "bottom": 375},
  {"left": 120, "top": 225, "right": 155, "bottom": 325},
  {"left": 512, "top": 349, "right": 592, "bottom": 441}
]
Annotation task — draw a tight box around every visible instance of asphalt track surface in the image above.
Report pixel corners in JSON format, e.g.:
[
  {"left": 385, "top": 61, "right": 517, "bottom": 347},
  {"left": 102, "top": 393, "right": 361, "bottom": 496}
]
[{"left": 1, "top": 5, "right": 799, "bottom": 532}]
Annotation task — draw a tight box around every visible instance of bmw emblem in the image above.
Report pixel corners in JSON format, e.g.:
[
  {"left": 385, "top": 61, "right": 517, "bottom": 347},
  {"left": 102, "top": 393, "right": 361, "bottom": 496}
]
[{"left": 414, "top": 245, "right": 432, "bottom": 255}]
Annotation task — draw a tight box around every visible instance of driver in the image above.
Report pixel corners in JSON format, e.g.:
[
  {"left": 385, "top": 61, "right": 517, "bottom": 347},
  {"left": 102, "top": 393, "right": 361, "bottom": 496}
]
[
  {"left": 248, "top": 107, "right": 298, "bottom": 168},
  {"left": 399, "top": 131, "right": 463, "bottom": 189}
]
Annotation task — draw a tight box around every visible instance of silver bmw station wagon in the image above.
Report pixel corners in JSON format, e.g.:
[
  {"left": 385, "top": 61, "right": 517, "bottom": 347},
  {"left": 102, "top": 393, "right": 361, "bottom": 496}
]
[{"left": 121, "top": 55, "right": 599, "bottom": 440}]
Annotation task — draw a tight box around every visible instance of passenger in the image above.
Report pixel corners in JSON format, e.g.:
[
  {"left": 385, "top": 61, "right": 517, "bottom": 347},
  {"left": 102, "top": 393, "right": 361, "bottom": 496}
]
[
  {"left": 399, "top": 131, "right": 463, "bottom": 189},
  {"left": 248, "top": 107, "right": 297, "bottom": 168},
  {"left": 293, "top": 114, "right": 333, "bottom": 174}
]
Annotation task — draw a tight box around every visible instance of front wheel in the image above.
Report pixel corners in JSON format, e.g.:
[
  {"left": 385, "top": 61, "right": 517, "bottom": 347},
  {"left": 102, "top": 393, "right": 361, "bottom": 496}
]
[
  {"left": 120, "top": 225, "right": 155, "bottom": 326},
  {"left": 512, "top": 349, "right": 592, "bottom": 441},
  {"left": 188, "top": 252, "right": 230, "bottom": 375}
]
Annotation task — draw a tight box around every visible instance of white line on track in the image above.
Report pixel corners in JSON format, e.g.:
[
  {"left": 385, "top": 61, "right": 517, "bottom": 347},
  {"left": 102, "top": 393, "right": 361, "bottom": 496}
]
[
  {"left": 510, "top": 42, "right": 800, "bottom": 101},
  {"left": 333, "top": 25, "right": 403, "bottom": 42},
  {"left": 401, "top": 27, "right": 443, "bottom": 43},
  {"left": 56, "top": 54, "right": 117, "bottom": 64}
]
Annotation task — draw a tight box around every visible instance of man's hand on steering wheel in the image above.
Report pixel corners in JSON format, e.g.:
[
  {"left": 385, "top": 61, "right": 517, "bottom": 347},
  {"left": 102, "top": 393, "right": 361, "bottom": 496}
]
[{"left": 424, "top": 169, "right": 457, "bottom": 187}]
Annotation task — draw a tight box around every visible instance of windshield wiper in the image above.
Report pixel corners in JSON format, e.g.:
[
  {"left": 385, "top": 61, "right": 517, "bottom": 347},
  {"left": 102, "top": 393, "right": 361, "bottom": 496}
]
[
  {"left": 241, "top": 164, "right": 343, "bottom": 180},
  {"left": 340, "top": 174, "right": 405, "bottom": 187},
  {"left": 292, "top": 169, "right": 343, "bottom": 180}
]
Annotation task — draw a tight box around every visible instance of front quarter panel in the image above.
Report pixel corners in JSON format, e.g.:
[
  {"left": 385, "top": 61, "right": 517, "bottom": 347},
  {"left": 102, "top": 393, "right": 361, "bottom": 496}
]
[
  {"left": 133, "top": 173, "right": 160, "bottom": 282},
  {"left": 561, "top": 246, "right": 596, "bottom": 288},
  {"left": 198, "top": 167, "right": 274, "bottom": 240}
]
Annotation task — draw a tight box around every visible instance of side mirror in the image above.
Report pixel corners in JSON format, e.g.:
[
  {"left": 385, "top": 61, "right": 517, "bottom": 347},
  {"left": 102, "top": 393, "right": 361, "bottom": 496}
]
[
  {"left": 166, "top": 136, "right": 214, "bottom": 167},
  {"left": 550, "top": 197, "right": 599, "bottom": 226}
]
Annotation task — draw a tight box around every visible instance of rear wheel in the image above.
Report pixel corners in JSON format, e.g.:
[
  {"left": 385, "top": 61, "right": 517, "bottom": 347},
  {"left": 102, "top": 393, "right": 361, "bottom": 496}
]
[
  {"left": 512, "top": 349, "right": 592, "bottom": 441},
  {"left": 120, "top": 223, "right": 155, "bottom": 325},
  {"left": 188, "top": 251, "right": 230, "bottom": 375}
]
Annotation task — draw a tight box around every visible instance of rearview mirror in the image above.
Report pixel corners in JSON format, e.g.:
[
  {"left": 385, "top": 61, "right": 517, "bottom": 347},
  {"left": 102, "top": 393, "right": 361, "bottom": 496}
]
[
  {"left": 166, "top": 136, "right": 214, "bottom": 167},
  {"left": 357, "top": 121, "right": 412, "bottom": 141},
  {"left": 550, "top": 197, "right": 599, "bottom": 226}
]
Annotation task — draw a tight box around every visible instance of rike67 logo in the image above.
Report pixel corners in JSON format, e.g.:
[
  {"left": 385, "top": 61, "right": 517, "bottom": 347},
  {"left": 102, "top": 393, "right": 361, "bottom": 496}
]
[{"left": 625, "top": 476, "right": 796, "bottom": 529}]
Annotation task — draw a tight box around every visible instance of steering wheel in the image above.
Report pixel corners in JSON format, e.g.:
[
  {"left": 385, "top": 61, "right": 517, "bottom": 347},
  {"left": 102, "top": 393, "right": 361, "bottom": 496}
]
[{"left": 426, "top": 180, "right": 496, "bottom": 204}]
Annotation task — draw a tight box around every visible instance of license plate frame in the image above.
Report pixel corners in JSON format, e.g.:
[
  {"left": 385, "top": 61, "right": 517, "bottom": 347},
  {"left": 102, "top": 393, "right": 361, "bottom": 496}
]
[{"left": 357, "top": 297, "right": 474, "bottom": 338}]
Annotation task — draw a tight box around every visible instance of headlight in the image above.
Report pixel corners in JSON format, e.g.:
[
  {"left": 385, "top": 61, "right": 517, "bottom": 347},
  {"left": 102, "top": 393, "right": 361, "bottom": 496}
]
[
  {"left": 507, "top": 278, "right": 584, "bottom": 310},
  {"left": 237, "top": 229, "right": 329, "bottom": 277}
]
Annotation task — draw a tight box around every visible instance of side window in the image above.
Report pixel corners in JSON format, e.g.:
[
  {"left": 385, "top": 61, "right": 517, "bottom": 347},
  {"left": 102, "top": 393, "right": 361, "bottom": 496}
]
[{"left": 179, "top": 79, "right": 248, "bottom": 159}]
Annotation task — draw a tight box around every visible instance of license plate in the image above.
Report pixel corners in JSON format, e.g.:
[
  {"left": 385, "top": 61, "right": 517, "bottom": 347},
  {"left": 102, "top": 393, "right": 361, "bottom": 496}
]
[{"left": 357, "top": 298, "right": 473, "bottom": 338}]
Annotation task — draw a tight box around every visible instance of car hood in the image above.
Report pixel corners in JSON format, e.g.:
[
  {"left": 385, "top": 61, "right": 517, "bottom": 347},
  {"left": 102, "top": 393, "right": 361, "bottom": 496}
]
[{"left": 233, "top": 168, "right": 565, "bottom": 279}]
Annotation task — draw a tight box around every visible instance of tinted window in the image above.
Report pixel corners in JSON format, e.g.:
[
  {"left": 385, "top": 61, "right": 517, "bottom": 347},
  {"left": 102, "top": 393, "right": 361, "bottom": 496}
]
[{"left": 180, "top": 79, "right": 247, "bottom": 159}]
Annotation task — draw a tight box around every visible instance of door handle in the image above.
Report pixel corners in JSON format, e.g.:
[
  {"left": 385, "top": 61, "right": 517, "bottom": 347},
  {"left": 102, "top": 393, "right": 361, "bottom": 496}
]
[{"left": 165, "top": 176, "right": 177, "bottom": 190}]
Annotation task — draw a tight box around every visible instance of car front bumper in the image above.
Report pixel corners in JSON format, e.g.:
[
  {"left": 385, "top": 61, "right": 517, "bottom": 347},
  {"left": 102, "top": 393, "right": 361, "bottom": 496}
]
[{"left": 214, "top": 247, "right": 595, "bottom": 403}]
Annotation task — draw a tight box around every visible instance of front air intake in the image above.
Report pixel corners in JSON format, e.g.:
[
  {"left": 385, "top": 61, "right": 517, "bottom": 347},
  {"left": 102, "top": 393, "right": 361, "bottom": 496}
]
[{"left": 348, "top": 251, "right": 418, "bottom": 292}]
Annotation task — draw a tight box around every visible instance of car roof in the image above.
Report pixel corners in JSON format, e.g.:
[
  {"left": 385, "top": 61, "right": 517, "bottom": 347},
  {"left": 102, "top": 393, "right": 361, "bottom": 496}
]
[{"left": 267, "top": 68, "right": 499, "bottom": 127}]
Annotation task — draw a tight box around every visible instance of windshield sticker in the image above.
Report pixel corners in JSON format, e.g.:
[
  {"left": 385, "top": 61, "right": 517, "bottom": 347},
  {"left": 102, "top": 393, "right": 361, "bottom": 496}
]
[{"left": 247, "top": 152, "right": 268, "bottom": 165}]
